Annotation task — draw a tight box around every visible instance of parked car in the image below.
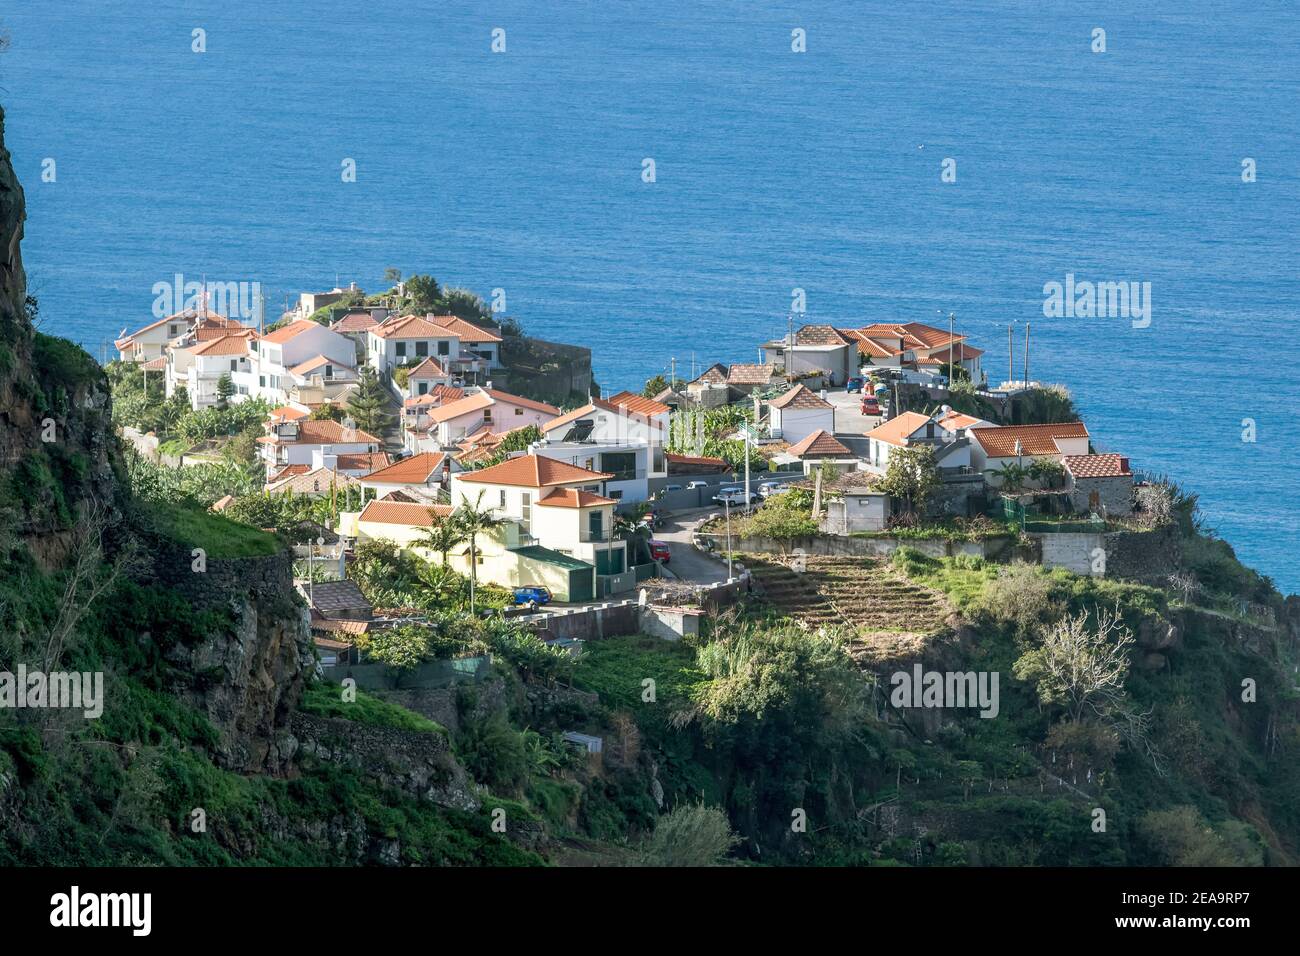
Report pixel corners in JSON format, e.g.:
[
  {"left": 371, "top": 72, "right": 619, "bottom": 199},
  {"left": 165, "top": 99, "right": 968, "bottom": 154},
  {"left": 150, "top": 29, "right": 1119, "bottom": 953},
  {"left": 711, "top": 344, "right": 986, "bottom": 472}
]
[
  {"left": 685, "top": 480, "right": 709, "bottom": 490},
  {"left": 664, "top": 483, "right": 683, "bottom": 492},
  {"left": 845, "top": 376, "right": 865, "bottom": 393},
  {"left": 713, "top": 488, "right": 759, "bottom": 506},
  {"left": 860, "top": 396, "right": 882, "bottom": 415},
  {"left": 758, "top": 481, "right": 788, "bottom": 498},
  {"left": 638, "top": 509, "right": 661, "bottom": 530},
  {"left": 512, "top": 585, "right": 552, "bottom": 608},
  {"left": 648, "top": 541, "right": 671, "bottom": 563}
]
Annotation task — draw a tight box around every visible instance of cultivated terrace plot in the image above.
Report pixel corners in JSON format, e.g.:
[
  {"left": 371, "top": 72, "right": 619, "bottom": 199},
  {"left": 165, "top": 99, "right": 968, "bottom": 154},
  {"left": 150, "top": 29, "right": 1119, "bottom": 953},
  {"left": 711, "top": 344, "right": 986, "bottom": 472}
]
[{"left": 745, "top": 555, "right": 956, "bottom": 665}]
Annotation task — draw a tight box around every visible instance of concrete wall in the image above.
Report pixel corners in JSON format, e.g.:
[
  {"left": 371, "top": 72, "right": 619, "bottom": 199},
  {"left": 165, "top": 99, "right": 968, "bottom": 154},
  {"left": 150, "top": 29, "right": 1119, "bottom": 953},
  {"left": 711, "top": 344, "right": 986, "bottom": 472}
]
[
  {"left": 1034, "top": 524, "right": 1180, "bottom": 581},
  {"left": 700, "top": 530, "right": 1017, "bottom": 561}
]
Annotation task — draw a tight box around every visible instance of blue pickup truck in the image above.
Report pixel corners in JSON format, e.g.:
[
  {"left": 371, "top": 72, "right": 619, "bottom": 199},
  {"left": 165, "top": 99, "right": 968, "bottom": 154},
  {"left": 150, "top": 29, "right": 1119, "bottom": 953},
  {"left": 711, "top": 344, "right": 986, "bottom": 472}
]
[{"left": 513, "top": 585, "right": 553, "bottom": 608}]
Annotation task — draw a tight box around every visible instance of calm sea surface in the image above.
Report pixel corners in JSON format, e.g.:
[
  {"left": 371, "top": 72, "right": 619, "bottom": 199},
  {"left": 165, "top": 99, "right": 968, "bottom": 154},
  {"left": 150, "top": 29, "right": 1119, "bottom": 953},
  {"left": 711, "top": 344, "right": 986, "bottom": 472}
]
[{"left": 3, "top": 1, "right": 1297, "bottom": 590}]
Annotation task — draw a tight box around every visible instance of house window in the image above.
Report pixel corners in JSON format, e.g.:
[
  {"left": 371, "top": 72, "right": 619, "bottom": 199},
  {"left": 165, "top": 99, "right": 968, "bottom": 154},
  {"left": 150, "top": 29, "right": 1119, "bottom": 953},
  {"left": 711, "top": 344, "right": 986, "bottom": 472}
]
[
  {"left": 483, "top": 409, "right": 493, "bottom": 423},
  {"left": 499, "top": 490, "right": 506, "bottom": 508},
  {"left": 608, "top": 489, "right": 623, "bottom": 500},
  {"left": 418, "top": 382, "right": 428, "bottom": 395},
  {"left": 170, "top": 324, "right": 180, "bottom": 335},
  {"left": 230, "top": 360, "right": 238, "bottom": 371},
  {"left": 259, "top": 375, "right": 266, "bottom": 387},
  {"left": 437, "top": 340, "right": 450, "bottom": 356},
  {"left": 521, "top": 493, "right": 531, "bottom": 531},
  {"left": 588, "top": 509, "right": 603, "bottom": 541},
  {"left": 653, "top": 447, "right": 665, "bottom": 472},
  {"left": 416, "top": 341, "right": 429, "bottom": 357},
  {"left": 324, "top": 365, "right": 333, "bottom": 378},
  {"left": 396, "top": 342, "right": 407, "bottom": 358}
]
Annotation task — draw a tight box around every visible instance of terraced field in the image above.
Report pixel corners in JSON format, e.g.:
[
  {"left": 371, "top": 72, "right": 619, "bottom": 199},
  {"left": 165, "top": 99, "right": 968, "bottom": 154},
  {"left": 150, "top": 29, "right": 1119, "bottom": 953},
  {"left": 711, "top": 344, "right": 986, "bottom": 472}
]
[{"left": 745, "top": 554, "right": 954, "bottom": 666}]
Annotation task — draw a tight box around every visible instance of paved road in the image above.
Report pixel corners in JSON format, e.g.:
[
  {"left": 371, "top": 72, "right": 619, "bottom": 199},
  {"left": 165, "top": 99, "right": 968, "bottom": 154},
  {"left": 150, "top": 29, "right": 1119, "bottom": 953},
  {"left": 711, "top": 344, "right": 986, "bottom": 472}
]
[
  {"left": 827, "top": 386, "right": 882, "bottom": 435},
  {"left": 652, "top": 506, "right": 732, "bottom": 584}
]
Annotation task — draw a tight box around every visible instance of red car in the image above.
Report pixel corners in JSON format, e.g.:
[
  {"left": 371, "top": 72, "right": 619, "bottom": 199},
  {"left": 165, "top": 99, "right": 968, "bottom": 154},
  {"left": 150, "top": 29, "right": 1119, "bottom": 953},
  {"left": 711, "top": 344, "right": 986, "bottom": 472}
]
[
  {"left": 860, "top": 397, "right": 881, "bottom": 416},
  {"left": 648, "top": 541, "right": 671, "bottom": 563}
]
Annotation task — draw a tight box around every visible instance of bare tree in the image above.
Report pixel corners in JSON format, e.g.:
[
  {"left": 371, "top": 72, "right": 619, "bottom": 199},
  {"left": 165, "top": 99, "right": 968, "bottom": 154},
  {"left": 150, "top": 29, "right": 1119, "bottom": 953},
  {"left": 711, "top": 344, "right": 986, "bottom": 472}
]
[
  {"left": 42, "top": 503, "right": 142, "bottom": 673},
  {"left": 1013, "top": 604, "right": 1135, "bottom": 723}
]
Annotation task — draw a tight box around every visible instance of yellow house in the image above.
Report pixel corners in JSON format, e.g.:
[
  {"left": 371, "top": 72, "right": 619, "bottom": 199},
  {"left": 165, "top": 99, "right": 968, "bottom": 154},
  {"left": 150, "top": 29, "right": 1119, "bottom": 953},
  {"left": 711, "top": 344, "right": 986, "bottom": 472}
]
[
  {"left": 450, "top": 454, "right": 632, "bottom": 602},
  {"left": 339, "top": 500, "right": 456, "bottom": 557}
]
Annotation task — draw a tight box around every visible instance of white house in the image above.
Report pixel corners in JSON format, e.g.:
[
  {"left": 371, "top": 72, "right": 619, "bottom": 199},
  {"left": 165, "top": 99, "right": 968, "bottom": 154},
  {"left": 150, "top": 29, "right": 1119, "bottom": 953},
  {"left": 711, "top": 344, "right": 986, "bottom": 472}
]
[
  {"left": 367, "top": 313, "right": 504, "bottom": 381},
  {"left": 114, "top": 308, "right": 228, "bottom": 363},
  {"left": 532, "top": 393, "right": 670, "bottom": 503},
  {"left": 421, "top": 388, "right": 559, "bottom": 449},
  {"left": 240, "top": 320, "right": 358, "bottom": 403},
  {"left": 862, "top": 410, "right": 975, "bottom": 474},
  {"left": 760, "top": 325, "right": 857, "bottom": 385},
  {"left": 970, "top": 422, "right": 1091, "bottom": 486},
  {"left": 358, "top": 451, "right": 453, "bottom": 499},
  {"left": 257, "top": 417, "right": 383, "bottom": 475},
  {"left": 165, "top": 331, "right": 259, "bottom": 410},
  {"left": 767, "top": 383, "right": 835, "bottom": 445}
]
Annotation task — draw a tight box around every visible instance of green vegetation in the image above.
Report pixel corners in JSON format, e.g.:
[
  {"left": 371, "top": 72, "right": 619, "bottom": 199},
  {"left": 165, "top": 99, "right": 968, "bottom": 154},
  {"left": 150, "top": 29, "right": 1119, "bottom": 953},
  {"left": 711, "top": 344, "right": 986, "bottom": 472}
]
[
  {"left": 346, "top": 365, "right": 395, "bottom": 436},
  {"left": 299, "top": 682, "right": 447, "bottom": 735},
  {"left": 144, "top": 500, "right": 281, "bottom": 558}
]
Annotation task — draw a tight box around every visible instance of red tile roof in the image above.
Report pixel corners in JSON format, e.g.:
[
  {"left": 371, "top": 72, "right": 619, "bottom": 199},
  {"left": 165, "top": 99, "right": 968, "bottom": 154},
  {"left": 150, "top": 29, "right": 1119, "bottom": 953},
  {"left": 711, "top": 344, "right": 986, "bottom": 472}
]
[
  {"left": 266, "top": 467, "right": 360, "bottom": 495},
  {"left": 606, "top": 390, "right": 671, "bottom": 417},
  {"left": 331, "top": 312, "right": 379, "bottom": 332},
  {"left": 116, "top": 308, "right": 227, "bottom": 345},
  {"left": 336, "top": 452, "right": 392, "bottom": 473},
  {"left": 971, "top": 422, "right": 1090, "bottom": 458},
  {"left": 290, "top": 354, "right": 353, "bottom": 376},
  {"left": 770, "top": 383, "right": 833, "bottom": 410},
  {"left": 261, "top": 319, "right": 321, "bottom": 344},
  {"left": 268, "top": 406, "right": 309, "bottom": 425},
  {"left": 482, "top": 388, "right": 560, "bottom": 416},
  {"left": 665, "top": 453, "right": 728, "bottom": 468},
  {"left": 1062, "top": 453, "right": 1132, "bottom": 479},
  {"left": 426, "top": 314, "right": 503, "bottom": 344},
  {"left": 726, "top": 363, "right": 779, "bottom": 385},
  {"left": 536, "top": 488, "right": 618, "bottom": 508},
  {"left": 407, "top": 356, "right": 448, "bottom": 378},
  {"left": 864, "top": 411, "right": 933, "bottom": 447},
  {"left": 360, "top": 452, "right": 447, "bottom": 484},
  {"left": 786, "top": 429, "right": 851, "bottom": 458},
  {"left": 358, "top": 500, "right": 455, "bottom": 527},
  {"left": 793, "top": 324, "right": 851, "bottom": 346},
  {"left": 263, "top": 419, "right": 381, "bottom": 446},
  {"left": 190, "top": 334, "right": 252, "bottom": 356},
  {"left": 457, "top": 454, "right": 613, "bottom": 488}
]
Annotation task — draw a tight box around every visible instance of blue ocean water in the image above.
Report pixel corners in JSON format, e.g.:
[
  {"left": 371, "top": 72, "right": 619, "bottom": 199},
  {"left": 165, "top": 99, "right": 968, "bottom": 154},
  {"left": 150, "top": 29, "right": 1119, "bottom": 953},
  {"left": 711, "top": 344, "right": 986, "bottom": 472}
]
[{"left": 2, "top": 1, "right": 1297, "bottom": 591}]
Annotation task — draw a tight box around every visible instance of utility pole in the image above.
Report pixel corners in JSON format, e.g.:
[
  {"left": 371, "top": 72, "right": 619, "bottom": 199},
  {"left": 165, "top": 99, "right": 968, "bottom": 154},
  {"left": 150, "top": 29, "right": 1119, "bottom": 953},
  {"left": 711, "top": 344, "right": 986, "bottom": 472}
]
[
  {"left": 1007, "top": 323, "right": 1014, "bottom": 386},
  {"left": 670, "top": 356, "right": 676, "bottom": 389},
  {"left": 947, "top": 311, "right": 956, "bottom": 383},
  {"left": 1023, "top": 322, "right": 1030, "bottom": 386},
  {"left": 743, "top": 423, "right": 752, "bottom": 515},
  {"left": 724, "top": 498, "right": 734, "bottom": 579}
]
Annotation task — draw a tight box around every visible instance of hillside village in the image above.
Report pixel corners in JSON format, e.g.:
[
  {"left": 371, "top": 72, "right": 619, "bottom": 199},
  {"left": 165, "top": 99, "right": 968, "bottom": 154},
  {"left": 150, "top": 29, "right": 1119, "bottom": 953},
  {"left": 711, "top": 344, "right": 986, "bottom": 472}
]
[
  {"left": 110, "top": 284, "right": 1169, "bottom": 667},
  {"left": 16, "top": 259, "right": 1298, "bottom": 869}
]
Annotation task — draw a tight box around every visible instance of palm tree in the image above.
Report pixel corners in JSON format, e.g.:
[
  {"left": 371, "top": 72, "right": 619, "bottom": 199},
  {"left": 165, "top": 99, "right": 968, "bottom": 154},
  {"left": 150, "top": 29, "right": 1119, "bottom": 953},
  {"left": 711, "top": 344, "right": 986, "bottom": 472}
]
[
  {"left": 416, "top": 509, "right": 467, "bottom": 567},
  {"left": 452, "top": 490, "right": 503, "bottom": 614}
]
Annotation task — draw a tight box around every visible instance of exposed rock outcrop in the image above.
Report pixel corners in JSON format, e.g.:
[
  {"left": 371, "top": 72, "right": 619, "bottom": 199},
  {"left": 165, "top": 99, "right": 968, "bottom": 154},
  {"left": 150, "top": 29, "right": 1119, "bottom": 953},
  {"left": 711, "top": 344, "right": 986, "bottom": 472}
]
[{"left": 291, "top": 712, "right": 479, "bottom": 811}]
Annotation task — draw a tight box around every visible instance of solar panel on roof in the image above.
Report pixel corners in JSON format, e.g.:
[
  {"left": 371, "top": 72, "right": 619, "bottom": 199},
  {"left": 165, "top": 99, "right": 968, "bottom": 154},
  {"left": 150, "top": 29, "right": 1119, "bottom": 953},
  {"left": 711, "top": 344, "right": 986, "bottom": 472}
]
[{"left": 562, "top": 420, "right": 595, "bottom": 442}]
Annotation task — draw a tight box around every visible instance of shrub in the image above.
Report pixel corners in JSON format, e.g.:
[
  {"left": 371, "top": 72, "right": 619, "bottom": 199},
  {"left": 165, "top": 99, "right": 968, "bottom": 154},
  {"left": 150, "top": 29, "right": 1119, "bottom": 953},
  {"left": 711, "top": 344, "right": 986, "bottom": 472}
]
[{"left": 640, "top": 803, "right": 741, "bottom": 867}]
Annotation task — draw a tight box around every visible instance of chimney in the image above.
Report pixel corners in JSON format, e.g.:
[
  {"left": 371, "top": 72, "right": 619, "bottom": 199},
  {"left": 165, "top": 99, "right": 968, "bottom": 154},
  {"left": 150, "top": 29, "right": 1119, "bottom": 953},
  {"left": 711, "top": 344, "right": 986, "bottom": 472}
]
[{"left": 1119, "top": 456, "right": 1130, "bottom": 474}]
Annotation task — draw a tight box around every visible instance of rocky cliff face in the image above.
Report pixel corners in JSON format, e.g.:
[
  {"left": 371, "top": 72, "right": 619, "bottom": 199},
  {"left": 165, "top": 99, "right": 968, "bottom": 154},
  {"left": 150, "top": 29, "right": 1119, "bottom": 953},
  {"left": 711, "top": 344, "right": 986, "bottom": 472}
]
[{"left": 0, "top": 106, "right": 311, "bottom": 774}]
